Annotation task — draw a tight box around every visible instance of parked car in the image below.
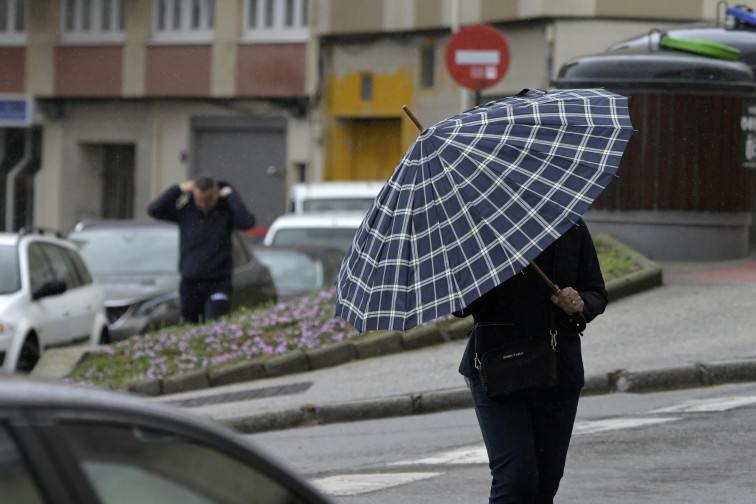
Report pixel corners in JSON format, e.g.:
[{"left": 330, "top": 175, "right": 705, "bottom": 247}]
[
  {"left": 250, "top": 244, "right": 345, "bottom": 299},
  {"left": 0, "top": 377, "right": 334, "bottom": 503},
  {"left": 262, "top": 213, "right": 364, "bottom": 253},
  {"left": 68, "top": 220, "right": 277, "bottom": 342},
  {"left": 288, "top": 181, "right": 383, "bottom": 214},
  {"left": 0, "top": 228, "right": 108, "bottom": 373}
]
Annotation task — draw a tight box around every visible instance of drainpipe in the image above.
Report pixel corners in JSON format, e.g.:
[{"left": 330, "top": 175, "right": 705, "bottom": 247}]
[
  {"left": 450, "top": 0, "right": 472, "bottom": 111},
  {"left": 5, "top": 128, "right": 32, "bottom": 232},
  {"left": 0, "top": 129, "right": 5, "bottom": 166}
]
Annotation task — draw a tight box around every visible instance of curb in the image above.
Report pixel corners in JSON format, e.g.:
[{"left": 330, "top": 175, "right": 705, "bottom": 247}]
[
  {"left": 37, "top": 234, "right": 659, "bottom": 396},
  {"left": 126, "top": 317, "right": 477, "bottom": 397},
  {"left": 118, "top": 318, "right": 474, "bottom": 397},
  {"left": 216, "top": 357, "right": 756, "bottom": 434}
]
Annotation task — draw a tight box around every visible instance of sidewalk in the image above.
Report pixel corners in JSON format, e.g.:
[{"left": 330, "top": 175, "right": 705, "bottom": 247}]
[{"left": 152, "top": 246, "right": 756, "bottom": 434}]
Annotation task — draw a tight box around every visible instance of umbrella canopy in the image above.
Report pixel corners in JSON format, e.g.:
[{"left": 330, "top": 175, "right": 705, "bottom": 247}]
[{"left": 335, "top": 88, "right": 634, "bottom": 333}]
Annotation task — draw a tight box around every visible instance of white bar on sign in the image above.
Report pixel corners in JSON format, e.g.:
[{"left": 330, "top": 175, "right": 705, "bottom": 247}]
[{"left": 455, "top": 49, "right": 500, "bottom": 65}]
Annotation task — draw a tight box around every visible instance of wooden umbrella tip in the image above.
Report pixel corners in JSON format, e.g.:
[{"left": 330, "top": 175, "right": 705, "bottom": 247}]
[{"left": 402, "top": 105, "right": 426, "bottom": 133}]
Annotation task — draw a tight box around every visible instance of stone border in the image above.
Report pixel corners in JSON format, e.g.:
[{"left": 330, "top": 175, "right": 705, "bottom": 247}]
[
  {"left": 35, "top": 234, "right": 662, "bottom": 397},
  {"left": 130, "top": 319, "right": 475, "bottom": 396},
  {"left": 218, "top": 357, "right": 756, "bottom": 434},
  {"left": 596, "top": 233, "right": 663, "bottom": 303}
]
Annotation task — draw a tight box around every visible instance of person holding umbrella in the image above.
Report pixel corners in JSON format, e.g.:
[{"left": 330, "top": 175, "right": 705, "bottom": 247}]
[
  {"left": 335, "top": 89, "right": 633, "bottom": 503},
  {"left": 453, "top": 218, "right": 607, "bottom": 503}
]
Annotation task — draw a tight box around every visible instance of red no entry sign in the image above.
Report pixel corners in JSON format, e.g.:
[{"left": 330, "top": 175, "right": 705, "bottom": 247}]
[{"left": 445, "top": 24, "right": 510, "bottom": 91}]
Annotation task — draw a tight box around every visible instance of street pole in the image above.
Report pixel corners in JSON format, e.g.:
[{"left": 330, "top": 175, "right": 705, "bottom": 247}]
[{"left": 450, "top": 0, "right": 472, "bottom": 111}]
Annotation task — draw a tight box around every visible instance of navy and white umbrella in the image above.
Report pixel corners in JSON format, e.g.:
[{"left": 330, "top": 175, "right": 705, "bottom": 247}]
[{"left": 335, "top": 88, "right": 634, "bottom": 333}]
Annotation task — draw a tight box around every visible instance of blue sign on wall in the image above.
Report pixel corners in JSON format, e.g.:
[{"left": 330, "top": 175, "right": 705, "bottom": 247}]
[{"left": 0, "top": 96, "right": 32, "bottom": 126}]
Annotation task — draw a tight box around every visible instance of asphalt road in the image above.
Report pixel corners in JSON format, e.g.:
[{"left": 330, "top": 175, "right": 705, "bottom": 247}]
[{"left": 248, "top": 382, "right": 756, "bottom": 503}]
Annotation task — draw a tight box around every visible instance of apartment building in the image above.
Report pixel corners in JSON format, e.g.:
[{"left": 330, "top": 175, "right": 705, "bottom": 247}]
[
  {"left": 311, "top": 0, "right": 729, "bottom": 182},
  {"left": 0, "top": 0, "right": 735, "bottom": 233},
  {"left": 1, "top": 0, "right": 313, "bottom": 232}
]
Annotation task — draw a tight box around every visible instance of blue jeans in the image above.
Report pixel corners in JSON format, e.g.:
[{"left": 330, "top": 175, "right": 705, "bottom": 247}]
[{"left": 468, "top": 377, "right": 580, "bottom": 504}]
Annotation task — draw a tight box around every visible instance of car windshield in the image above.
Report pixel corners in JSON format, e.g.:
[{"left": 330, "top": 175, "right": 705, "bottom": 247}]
[
  {"left": 302, "top": 198, "right": 375, "bottom": 212},
  {"left": 0, "top": 245, "right": 21, "bottom": 295},
  {"left": 69, "top": 227, "right": 179, "bottom": 276},
  {"left": 253, "top": 249, "right": 324, "bottom": 297},
  {"left": 271, "top": 228, "right": 357, "bottom": 252}
]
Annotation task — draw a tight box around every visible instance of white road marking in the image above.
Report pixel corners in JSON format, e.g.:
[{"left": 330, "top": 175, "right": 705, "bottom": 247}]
[
  {"left": 648, "top": 395, "right": 756, "bottom": 414},
  {"left": 310, "top": 472, "right": 441, "bottom": 496},
  {"left": 390, "top": 445, "right": 488, "bottom": 466},
  {"left": 391, "top": 417, "right": 681, "bottom": 467},
  {"left": 311, "top": 399, "right": 744, "bottom": 496},
  {"left": 572, "top": 417, "right": 679, "bottom": 435}
]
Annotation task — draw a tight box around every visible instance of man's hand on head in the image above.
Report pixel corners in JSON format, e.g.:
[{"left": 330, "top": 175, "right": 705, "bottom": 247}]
[
  {"left": 179, "top": 180, "right": 195, "bottom": 192},
  {"left": 218, "top": 186, "right": 233, "bottom": 198}
]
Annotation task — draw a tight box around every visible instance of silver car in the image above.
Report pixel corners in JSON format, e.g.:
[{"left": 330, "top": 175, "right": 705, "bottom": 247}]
[{"left": 68, "top": 220, "right": 277, "bottom": 341}]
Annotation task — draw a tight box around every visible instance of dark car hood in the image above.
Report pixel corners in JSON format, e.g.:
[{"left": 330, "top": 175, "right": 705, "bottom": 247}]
[{"left": 95, "top": 274, "right": 179, "bottom": 304}]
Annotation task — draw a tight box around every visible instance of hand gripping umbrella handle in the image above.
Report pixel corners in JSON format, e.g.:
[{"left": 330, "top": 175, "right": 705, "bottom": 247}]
[{"left": 529, "top": 261, "right": 561, "bottom": 295}]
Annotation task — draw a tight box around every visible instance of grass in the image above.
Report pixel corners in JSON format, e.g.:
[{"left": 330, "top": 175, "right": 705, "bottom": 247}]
[
  {"left": 595, "top": 236, "right": 641, "bottom": 283},
  {"left": 66, "top": 239, "right": 640, "bottom": 390}
]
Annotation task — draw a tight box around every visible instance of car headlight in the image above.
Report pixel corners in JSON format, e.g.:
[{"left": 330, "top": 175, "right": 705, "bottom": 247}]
[{"left": 0, "top": 321, "right": 13, "bottom": 335}]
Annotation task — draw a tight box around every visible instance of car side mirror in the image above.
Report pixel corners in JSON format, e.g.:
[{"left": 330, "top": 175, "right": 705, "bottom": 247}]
[{"left": 32, "top": 281, "right": 67, "bottom": 300}]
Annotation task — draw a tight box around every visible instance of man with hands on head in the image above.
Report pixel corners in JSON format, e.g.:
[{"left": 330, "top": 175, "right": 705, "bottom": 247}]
[{"left": 147, "top": 175, "right": 256, "bottom": 324}]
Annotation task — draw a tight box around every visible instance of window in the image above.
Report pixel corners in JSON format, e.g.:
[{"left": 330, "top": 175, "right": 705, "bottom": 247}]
[
  {"left": 0, "top": 424, "right": 45, "bottom": 504},
  {"left": 0, "top": 245, "right": 20, "bottom": 295},
  {"left": 360, "top": 73, "right": 373, "bottom": 101},
  {"left": 61, "top": 0, "right": 125, "bottom": 43},
  {"left": 26, "top": 244, "right": 55, "bottom": 295},
  {"left": 420, "top": 43, "right": 436, "bottom": 89},
  {"left": 0, "top": 0, "right": 26, "bottom": 45},
  {"left": 154, "top": 0, "right": 214, "bottom": 43},
  {"left": 69, "top": 227, "right": 179, "bottom": 276},
  {"left": 63, "top": 249, "right": 94, "bottom": 286},
  {"left": 243, "top": 0, "right": 308, "bottom": 43},
  {"left": 40, "top": 244, "right": 81, "bottom": 289},
  {"left": 59, "top": 422, "right": 309, "bottom": 504}
]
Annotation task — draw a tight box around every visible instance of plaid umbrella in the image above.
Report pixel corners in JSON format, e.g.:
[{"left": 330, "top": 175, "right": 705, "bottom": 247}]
[{"left": 335, "top": 88, "right": 634, "bottom": 333}]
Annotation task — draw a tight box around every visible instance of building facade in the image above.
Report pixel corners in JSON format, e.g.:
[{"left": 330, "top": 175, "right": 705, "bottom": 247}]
[
  {"left": 0, "top": 0, "right": 736, "bottom": 234},
  {"left": 1, "top": 0, "right": 313, "bottom": 232},
  {"left": 311, "top": 0, "right": 728, "bottom": 182}
]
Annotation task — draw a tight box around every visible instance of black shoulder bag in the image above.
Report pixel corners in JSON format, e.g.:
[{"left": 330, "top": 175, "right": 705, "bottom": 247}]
[
  {"left": 473, "top": 307, "right": 558, "bottom": 399},
  {"left": 473, "top": 254, "right": 560, "bottom": 399}
]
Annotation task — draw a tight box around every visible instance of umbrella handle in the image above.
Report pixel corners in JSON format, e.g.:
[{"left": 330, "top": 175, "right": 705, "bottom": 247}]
[
  {"left": 529, "top": 261, "right": 561, "bottom": 295},
  {"left": 402, "top": 105, "right": 426, "bottom": 133}
]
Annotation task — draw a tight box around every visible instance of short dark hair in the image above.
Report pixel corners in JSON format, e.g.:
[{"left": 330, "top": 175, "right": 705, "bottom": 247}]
[{"left": 193, "top": 175, "right": 217, "bottom": 191}]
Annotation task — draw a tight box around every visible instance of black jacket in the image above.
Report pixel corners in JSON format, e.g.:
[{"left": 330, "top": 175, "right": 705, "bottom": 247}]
[
  {"left": 147, "top": 182, "right": 255, "bottom": 282},
  {"left": 455, "top": 219, "right": 607, "bottom": 390}
]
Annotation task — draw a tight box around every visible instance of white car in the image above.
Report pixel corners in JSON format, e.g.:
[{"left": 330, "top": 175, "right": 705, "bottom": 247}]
[
  {"left": 288, "top": 181, "right": 383, "bottom": 214},
  {"left": 263, "top": 213, "right": 365, "bottom": 253},
  {"left": 0, "top": 229, "right": 108, "bottom": 373}
]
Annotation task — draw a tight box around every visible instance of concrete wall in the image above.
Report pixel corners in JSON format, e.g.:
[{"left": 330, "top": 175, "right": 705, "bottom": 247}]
[{"left": 33, "top": 100, "right": 306, "bottom": 232}]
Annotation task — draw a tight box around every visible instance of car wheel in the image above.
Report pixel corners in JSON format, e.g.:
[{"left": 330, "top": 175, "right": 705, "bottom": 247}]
[
  {"left": 16, "top": 335, "right": 40, "bottom": 373},
  {"left": 99, "top": 327, "right": 111, "bottom": 345}
]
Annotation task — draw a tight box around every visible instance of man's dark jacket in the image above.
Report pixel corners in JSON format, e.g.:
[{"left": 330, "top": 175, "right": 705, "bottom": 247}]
[
  {"left": 147, "top": 182, "right": 255, "bottom": 282},
  {"left": 455, "top": 219, "right": 607, "bottom": 390}
]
